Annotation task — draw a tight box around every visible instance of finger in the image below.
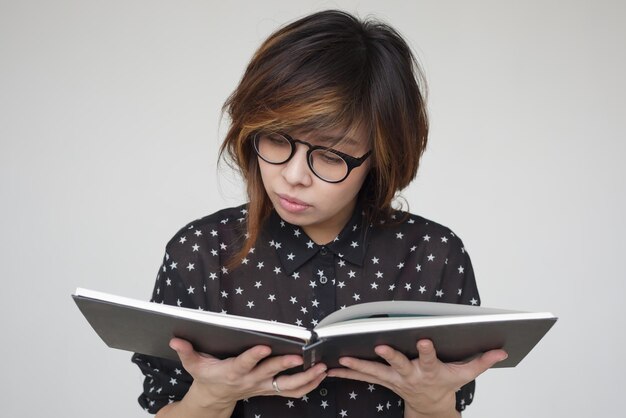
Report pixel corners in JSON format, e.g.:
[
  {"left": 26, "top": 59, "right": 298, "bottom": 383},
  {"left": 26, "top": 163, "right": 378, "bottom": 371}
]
[
  {"left": 336, "top": 356, "right": 394, "bottom": 382},
  {"left": 230, "top": 345, "right": 273, "bottom": 374},
  {"left": 271, "top": 363, "right": 327, "bottom": 394},
  {"left": 374, "top": 345, "right": 413, "bottom": 377},
  {"left": 277, "top": 369, "right": 327, "bottom": 398},
  {"left": 169, "top": 337, "right": 216, "bottom": 368},
  {"left": 253, "top": 354, "right": 305, "bottom": 379},
  {"left": 456, "top": 349, "right": 508, "bottom": 381},
  {"left": 415, "top": 339, "right": 439, "bottom": 371}
]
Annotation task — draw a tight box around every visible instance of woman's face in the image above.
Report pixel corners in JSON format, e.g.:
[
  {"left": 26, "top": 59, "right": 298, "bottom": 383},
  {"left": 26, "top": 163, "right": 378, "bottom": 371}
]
[{"left": 258, "top": 127, "right": 371, "bottom": 244}]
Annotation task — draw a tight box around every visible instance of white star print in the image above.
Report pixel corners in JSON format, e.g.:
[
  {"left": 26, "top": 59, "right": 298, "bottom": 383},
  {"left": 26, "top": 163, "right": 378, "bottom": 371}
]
[
  {"left": 144, "top": 205, "right": 482, "bottom": 415},
  {"left": 320, "top": 400, "right": 329, "bottom": 409},
  {"left": 286, "top": 400, "right": 294, "bottom": 408},
  {"left": 179, "top": 236, "right": 187, "bottom": 244},
  {"left": 186, "top": 263, "right": 194, "bottom": 271}
]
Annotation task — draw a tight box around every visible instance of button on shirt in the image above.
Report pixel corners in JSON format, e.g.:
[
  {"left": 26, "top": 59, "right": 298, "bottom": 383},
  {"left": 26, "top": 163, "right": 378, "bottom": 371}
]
[{"left": 132, "top": 204, "right": 480, "bottom": 416}]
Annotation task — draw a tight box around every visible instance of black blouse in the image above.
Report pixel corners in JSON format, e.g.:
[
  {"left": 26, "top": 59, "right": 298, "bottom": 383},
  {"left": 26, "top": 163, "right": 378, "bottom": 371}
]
[{"left": 132, "top": 204, "right": 481, "bottom": 416}]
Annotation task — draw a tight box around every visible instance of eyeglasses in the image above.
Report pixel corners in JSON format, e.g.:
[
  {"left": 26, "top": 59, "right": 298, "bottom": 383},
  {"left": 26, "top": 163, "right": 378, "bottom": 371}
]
[{"left": 252, "top": 131, "right": 371, "bottom": 183}]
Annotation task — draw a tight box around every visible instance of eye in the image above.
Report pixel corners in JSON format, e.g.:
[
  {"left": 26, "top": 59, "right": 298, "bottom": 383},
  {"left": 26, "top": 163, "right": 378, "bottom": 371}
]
[
  {"left": 316, "top": 150, "right": 344, "bottom": 165},
  {"left": 265, "top": 132, "right": 288, "bottom": 145}
]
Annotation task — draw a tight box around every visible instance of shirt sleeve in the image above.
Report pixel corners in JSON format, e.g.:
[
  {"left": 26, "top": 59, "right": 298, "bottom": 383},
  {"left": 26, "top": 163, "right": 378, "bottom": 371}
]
[
  {"left": 439, "top": 232, "right": 480, "bottom": 412},
  {"left": 131, "top": 245, "right": 195, "bottom": 414}
]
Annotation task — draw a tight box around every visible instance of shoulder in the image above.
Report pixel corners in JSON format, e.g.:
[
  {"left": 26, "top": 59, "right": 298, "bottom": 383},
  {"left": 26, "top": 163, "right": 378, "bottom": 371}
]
[
  {"left": 163, "top": 204, "right": 249, "bottom": 254},
  {"left": 372, "top": 210, "right": 466, "bottom": 248}
]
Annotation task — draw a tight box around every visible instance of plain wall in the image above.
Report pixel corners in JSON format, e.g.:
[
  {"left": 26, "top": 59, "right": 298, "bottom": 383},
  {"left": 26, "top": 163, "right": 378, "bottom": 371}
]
[{"left": 1, "top": 0, "right": 624, "bottom": 416}]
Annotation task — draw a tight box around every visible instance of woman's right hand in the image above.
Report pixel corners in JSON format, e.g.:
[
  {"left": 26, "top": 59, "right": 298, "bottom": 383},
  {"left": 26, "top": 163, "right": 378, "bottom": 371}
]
[{"left": 168, "top": 337, "right": 328, "bottom": 410}]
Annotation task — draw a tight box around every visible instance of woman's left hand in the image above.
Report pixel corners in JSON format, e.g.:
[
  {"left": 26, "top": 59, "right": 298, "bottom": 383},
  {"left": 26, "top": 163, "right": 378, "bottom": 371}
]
[{"left": 326, "top": 339, "right": 508, "bottom": 418}]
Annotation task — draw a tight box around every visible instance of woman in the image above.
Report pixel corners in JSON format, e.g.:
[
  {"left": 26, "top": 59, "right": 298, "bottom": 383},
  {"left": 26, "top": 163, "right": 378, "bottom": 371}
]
[{"left": 133, "top": 10, "right": 507, "bottom": 418}]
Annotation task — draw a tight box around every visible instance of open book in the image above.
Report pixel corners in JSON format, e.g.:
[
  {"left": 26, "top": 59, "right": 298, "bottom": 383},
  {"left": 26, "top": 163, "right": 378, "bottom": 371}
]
[{"left": 72, "top": 288, "right": 556, "bottom": 369}]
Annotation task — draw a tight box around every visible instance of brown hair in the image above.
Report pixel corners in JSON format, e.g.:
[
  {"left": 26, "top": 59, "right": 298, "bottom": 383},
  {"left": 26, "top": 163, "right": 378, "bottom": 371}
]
[{"left": 219, "top": 10, "right": 429, "bottom": 265}]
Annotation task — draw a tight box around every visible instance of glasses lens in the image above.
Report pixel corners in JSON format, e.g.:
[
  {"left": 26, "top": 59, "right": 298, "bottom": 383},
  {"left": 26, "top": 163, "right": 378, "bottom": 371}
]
[
  {"left": 310, "top": 149, "right": 349, "bottom": 182},
  {"left": 255, "top": 132, "right": 293, "bottom": 163}
]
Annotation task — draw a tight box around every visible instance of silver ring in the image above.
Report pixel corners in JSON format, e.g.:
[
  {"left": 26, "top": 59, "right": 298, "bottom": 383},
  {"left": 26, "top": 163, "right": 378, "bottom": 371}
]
[{"left": 272, "top": 377, "right": 281, "bottom": 393}]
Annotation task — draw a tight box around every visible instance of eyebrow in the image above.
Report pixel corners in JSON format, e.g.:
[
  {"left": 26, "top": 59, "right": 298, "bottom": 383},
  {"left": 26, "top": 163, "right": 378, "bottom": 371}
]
[{"left": 316, "top": 134, "right": 359, "bottom": 147}]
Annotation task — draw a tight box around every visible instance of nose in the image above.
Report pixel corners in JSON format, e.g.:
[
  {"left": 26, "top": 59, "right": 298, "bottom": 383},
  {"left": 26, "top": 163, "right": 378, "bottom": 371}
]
[{"left": 280, "top": 144, "right": 313, "bottom": 187}]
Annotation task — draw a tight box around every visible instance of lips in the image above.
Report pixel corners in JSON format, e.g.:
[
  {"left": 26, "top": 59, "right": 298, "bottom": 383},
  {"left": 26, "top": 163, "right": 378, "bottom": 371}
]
[{"left": 276, "top": 194, "right": 311, "bottom": 213}]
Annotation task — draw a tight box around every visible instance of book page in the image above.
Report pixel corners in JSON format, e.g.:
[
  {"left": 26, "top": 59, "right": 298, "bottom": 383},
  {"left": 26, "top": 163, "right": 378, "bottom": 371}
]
[{"left": 316, "top": 300, "right": 521, "bottom": 328}]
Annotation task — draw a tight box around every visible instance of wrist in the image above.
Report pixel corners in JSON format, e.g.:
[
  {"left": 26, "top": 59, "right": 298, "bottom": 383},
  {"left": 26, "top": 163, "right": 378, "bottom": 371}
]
[
  {"left": 404, "top": 392, "right": 458, "bottom": 418},
  {"left": 184, "top": 381, "right": 237, "bottom": 414}
]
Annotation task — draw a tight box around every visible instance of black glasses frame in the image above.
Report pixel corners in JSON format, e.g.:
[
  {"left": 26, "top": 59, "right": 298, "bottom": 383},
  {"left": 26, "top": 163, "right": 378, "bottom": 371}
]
[{"left": 252, "top": 132, "right": 372, "bottom": 183}]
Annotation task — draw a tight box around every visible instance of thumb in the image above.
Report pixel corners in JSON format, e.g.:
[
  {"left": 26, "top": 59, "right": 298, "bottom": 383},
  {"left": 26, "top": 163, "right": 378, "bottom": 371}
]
[
  {"left": 469, "top": 349, "right": 508, "bottom": 376},
  {"left": 169, "top": 337, "right": 213, "bottom": 367}
]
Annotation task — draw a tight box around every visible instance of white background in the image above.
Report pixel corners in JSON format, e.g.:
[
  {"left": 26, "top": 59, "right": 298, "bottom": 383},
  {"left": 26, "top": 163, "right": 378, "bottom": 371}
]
[{"left": 1, "top": 1, "right": 624, "bottom": 416}]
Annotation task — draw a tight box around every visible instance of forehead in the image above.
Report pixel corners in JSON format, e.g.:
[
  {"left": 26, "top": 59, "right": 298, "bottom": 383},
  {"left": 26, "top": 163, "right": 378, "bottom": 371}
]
[{"left": 292, "top": 126, "right": 369, "bottom": 150}]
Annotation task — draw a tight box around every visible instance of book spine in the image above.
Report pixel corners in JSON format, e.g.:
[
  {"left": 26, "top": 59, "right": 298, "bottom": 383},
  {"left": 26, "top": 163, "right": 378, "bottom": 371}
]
[{"left": 303, "top": 334, "right": 325, "bottom": 370}]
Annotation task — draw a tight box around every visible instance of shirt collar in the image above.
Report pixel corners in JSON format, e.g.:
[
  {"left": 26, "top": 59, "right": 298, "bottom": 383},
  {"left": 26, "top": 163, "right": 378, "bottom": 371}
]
[{"left": 266, "top": 206, "right": 370, "bottom": 274}]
